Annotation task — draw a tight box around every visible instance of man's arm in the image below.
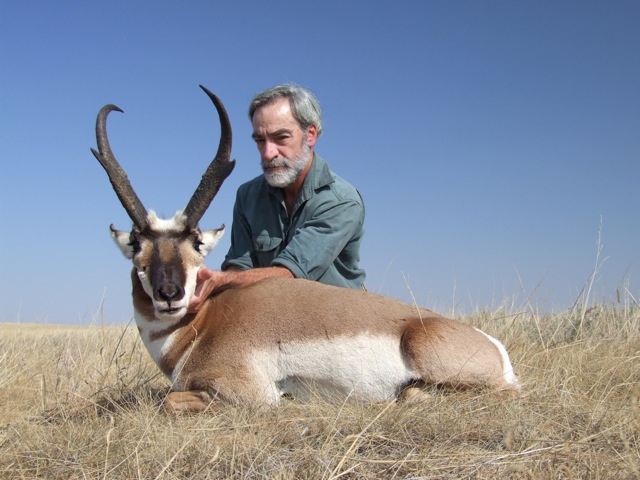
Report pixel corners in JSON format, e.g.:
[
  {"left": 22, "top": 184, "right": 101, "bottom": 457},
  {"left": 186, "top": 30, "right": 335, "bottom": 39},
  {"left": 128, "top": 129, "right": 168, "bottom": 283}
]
[{"left": 188, "top": 266, "right": 293, "bottom": 313}]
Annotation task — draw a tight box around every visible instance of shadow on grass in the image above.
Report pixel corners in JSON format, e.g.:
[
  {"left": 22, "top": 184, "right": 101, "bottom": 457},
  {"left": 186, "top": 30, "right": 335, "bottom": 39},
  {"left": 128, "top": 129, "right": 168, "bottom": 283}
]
[{"left": 35, "top": 386, "right": 172, "bottom": 424}]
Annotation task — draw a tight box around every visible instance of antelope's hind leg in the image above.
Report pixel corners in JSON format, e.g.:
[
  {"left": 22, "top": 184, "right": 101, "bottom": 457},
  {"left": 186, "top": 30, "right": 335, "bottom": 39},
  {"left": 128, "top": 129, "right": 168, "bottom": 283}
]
[{"left": 401, "top": 317, "right": 520, "bottom": 394}]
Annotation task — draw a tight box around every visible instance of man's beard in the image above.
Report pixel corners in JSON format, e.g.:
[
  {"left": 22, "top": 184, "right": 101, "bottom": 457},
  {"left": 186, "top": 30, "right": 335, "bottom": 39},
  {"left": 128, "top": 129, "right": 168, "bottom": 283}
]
[{"left": 262, "top": 141, "right": 311, "bottom": 188}]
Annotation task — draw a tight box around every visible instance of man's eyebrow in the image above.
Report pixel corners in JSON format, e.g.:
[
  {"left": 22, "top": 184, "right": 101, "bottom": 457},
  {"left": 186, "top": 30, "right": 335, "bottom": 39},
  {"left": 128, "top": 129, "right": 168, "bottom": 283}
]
[
  {"left": 251, "top": 128, "right": 293, "bottom": 140},
  {"left": 271, "top": 128, "right": 293, "bottom": 136}
]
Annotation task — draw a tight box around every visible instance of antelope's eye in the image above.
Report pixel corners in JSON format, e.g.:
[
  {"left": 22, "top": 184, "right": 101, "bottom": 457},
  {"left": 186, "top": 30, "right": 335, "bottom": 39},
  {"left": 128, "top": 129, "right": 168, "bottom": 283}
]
[
  {"left": 193, "top": 239, "right": 204, "bottom": 252},
  {"left": 128, "top": 240, "right": 141, "bottom": 254}
]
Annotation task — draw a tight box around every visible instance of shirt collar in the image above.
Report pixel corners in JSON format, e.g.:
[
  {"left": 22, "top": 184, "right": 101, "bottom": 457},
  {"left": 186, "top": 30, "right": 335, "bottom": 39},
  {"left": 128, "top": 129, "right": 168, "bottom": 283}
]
[{"left": 298, "top": 153, "right": 334, "bottom": 202}]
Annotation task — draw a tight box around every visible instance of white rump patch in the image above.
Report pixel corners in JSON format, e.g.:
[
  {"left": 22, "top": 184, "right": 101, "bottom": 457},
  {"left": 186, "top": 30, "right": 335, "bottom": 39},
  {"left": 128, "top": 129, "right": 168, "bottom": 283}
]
[{"left": 474, "top": 328, "right": 521, "bottom": 390}]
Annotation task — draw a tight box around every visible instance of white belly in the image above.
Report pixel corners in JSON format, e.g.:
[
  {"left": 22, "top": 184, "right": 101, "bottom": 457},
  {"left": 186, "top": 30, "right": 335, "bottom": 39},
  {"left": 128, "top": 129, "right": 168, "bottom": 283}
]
[{"left": 257, "top": 334, "right": 416, "bottom": 402}]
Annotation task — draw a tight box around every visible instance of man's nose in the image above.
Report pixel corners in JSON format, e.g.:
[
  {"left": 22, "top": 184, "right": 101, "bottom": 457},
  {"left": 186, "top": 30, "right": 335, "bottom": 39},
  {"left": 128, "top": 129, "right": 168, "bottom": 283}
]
[{"left": 260, "top": 140, "right": 279, "bottom": 161}]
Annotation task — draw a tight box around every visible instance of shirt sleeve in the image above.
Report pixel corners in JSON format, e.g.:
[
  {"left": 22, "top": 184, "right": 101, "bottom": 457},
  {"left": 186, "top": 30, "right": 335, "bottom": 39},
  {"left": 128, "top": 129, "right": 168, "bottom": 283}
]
[{"left": 271, "top": 198, "right": 364, "bottom": 281}]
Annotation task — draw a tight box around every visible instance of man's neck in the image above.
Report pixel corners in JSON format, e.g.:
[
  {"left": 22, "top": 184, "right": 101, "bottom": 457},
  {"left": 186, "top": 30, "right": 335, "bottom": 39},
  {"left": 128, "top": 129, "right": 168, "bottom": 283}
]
[{"left": 282, "top": 151, "right": 314, "bottom": 216}]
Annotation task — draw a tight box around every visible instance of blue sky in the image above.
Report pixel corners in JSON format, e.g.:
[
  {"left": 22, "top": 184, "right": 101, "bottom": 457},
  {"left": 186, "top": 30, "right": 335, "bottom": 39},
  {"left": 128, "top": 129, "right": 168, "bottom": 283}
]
[{"left": 1, "top": 1, "right": 638, "bottom": 324}]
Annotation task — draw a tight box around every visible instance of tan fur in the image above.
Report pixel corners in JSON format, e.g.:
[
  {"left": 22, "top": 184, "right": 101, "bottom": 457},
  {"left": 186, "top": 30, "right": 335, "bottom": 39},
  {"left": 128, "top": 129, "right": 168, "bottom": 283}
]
[
  {"left": 400, "top": 318, "right": 507, "bottom": 389},
  {"left": 130, "top": 273, "right": 521, "bottom": 411},
  {"left": 158, "top": 239, "right": 175, "bottom": 263}
]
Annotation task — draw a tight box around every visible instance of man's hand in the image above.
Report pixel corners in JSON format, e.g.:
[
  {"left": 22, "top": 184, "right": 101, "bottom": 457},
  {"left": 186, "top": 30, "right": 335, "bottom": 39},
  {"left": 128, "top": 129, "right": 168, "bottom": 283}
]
[
  {"left": 188, "top": 268, "right": 217, "bottom": 313},
  {"left": 188, "top": 266, "right": 295, "bottom": 314}
]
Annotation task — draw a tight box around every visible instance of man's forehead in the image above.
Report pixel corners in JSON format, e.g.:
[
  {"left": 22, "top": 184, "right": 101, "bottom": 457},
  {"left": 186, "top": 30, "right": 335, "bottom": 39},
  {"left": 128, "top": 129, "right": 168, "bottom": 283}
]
[{"left": 252, "top": 98, "right": 300, "bottom": 133}]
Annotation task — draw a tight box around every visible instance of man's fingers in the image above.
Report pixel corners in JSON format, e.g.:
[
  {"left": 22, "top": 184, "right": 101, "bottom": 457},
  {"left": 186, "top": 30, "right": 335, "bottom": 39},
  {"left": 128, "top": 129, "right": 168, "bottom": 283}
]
[
  {"left": 189, "top": 287, "right": 205, "bottom": 313},
  {"left": 197, "top": 268, "right": 214, "bottom": 282},
  {"left": 190, "top": 269, "right": 215, "bottom": 313}
]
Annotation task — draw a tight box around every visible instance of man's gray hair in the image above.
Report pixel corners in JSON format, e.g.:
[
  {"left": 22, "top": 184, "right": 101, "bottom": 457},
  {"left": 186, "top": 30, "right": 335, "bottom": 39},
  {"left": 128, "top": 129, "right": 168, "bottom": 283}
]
[{"left": 249, "top": 84, "right": 323, "bottom": 137}]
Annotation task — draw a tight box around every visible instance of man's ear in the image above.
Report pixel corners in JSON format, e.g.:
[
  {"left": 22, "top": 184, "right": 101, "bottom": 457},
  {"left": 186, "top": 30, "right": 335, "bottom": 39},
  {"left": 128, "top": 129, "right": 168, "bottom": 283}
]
[{"left": 306, "top": 124, "right": 318, "bottom": 148}]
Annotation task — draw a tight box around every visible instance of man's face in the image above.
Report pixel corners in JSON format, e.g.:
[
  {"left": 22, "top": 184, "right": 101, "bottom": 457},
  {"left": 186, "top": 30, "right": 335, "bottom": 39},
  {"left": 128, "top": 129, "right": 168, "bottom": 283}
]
[{"left": 251, "top": 98, "right": 316, "bottom": 188}]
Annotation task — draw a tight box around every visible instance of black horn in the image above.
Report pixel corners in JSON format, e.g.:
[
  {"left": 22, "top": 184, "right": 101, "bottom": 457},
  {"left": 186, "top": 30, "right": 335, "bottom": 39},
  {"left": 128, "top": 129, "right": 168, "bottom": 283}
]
[
  {"left": 183, "top": 85, "right": 236, "bottom": 229},
  {"left": 91, "top": 105, "right": 149, "bottom": 231}
]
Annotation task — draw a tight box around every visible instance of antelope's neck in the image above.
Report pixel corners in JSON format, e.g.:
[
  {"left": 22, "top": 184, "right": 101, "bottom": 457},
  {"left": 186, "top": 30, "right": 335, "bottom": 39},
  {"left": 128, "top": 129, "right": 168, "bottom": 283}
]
[{"left": 130, "top": 269, "right": 206, "bottom": 384}]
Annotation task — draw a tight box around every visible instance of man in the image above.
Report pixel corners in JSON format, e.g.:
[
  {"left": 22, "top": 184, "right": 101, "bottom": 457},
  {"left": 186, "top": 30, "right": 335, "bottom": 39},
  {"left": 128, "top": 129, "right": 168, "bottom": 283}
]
[{"left": 190, "top": 84, "right": 365, "bottom": 311}]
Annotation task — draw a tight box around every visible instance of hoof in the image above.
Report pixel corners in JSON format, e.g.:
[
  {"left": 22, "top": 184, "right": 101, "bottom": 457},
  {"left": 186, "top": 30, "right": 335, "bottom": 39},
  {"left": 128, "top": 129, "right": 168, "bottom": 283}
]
[
  {"left": 164, "top": 390, "right": 214, "bottom": 414},
  {"left": 398, "top": 386, "right": 433, "bottom": 403}
]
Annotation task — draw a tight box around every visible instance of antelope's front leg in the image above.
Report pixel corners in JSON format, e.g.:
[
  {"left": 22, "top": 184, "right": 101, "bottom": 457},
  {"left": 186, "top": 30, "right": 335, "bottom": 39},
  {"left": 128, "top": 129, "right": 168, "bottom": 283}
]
[{"left": 165, "top": 390, "right": 215, "bottom": 414}]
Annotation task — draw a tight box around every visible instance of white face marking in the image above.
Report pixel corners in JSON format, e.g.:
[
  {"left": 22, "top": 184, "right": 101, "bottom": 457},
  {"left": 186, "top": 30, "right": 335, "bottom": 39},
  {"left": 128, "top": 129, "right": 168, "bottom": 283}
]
[
  {"left": 134, "top": 259, "right": 194, "bottom": 321},
  {"left": 137, "top": 269, "right": 154, "bottom": 297},
  {"left": 112, "top": 210, "right": 226, "bottom": 322}
]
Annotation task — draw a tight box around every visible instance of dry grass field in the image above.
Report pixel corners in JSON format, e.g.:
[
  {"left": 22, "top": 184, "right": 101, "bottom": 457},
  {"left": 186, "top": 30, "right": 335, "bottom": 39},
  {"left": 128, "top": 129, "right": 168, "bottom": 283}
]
[{"left": 1, "top": 300, "right": 638, "bottom": 479}]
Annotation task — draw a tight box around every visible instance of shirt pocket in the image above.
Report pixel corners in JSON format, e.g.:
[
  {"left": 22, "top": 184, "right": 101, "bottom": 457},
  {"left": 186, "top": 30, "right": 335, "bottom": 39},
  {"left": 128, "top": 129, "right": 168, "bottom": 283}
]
[{"left": 253, "top": 233, "right": 283, "bottom": 268}]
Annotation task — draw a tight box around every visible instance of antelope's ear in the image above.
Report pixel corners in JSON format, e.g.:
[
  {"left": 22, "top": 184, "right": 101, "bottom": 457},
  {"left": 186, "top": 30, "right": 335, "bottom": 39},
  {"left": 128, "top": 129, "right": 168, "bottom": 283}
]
[
  {"left": 110, "top": 224, "right": 136, "bottom": 259},
  {"left": 199, "top": 225, "right": 225, "bottom": 257}
]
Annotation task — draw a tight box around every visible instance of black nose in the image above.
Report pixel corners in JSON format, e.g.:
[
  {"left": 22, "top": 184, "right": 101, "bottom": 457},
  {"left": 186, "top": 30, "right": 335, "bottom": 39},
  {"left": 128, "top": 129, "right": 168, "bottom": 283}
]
[{"left": 156, "top": 284, "right": 184, "bottom": 304}]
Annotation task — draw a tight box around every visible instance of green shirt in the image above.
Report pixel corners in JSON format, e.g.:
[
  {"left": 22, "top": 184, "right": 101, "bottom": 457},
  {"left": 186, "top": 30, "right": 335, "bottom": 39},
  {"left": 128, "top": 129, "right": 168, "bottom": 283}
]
[{"left": 221, "top": 154, "right": 366, "bottom": 289}]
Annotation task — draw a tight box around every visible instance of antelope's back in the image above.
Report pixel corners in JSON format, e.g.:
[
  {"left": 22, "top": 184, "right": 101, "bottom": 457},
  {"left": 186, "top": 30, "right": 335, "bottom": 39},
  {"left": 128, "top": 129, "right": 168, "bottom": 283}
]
[{"left": 200, "top": 277, "right": 443, "bottom": 342}]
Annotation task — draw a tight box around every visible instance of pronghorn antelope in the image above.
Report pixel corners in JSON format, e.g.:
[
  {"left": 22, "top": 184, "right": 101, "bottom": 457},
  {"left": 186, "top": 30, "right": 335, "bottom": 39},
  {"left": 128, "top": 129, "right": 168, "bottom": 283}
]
[{"left": 91, "top": 86, "right": 520, "bottom": 412}]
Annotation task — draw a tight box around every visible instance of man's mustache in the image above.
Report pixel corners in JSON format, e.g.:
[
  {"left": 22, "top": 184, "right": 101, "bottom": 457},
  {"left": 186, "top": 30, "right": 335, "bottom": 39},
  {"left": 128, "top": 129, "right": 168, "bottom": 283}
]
[{"left": 262, "top": 158, "right": 292, "bottom": 169}]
